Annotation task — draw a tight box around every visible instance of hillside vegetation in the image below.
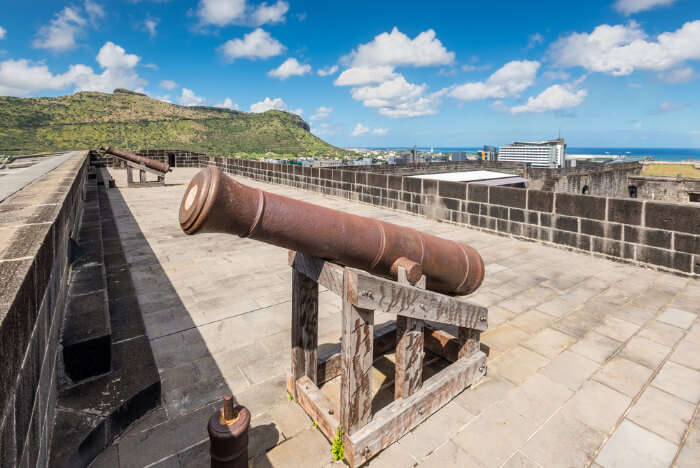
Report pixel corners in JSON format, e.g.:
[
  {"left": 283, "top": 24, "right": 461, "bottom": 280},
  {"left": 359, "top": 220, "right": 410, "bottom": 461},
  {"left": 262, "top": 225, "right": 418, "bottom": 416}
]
[{"left": 0, "top": 90, "right": 349, "bottom": 157}]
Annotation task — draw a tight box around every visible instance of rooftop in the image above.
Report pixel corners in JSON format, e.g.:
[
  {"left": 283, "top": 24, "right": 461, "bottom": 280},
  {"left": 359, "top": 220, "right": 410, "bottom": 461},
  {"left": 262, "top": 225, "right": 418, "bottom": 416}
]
[{"left": 91, "top": 167, "right": 699, "bottom": 467}]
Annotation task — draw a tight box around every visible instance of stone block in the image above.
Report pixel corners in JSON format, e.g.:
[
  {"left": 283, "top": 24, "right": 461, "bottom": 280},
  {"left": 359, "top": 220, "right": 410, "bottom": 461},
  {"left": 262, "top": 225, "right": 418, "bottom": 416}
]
[
  {"left": 674, "top": 232, "right": 700, "bottom": 255},
  {"left": 636, "top": 246, "right": 692, "bottom": 273},
  {"left": 570, "top": 331, "right": 622, "bottom": 364},
  {"left": 423, "top": 179, "right": 437, "bottom": 195},
  {"left": 620, "top": 336, "right": 670, "bottom": 369},
  {"left": 607, "top": 198, "right": 643, "bottom": 225},
  {"left": 628, "top": 386, "right": 695, "bottom": 444},
  {"left": 539, "top": 351, "right": 599, "bottom": 390},
  {"left": 645, "top": 201, "right": 700, "bottom": 235},
  {"left": 638, "top": 320, "right": 684, "bottom": 346},
  {"left": 438, "top": 180, "right": 467, "bottom": 199},
  {"left": 510, "top": 208, "right": 524, "bottom": 222},
  {"left": 523, "top": 328, "right": 576, "bottom": 358},
  {"left": 367, "top": 173, "right": 387, "bottom": 188},
  {"left": 501, "top": 373, "right": 572, "bottom": 426},
  {"left": 527, "top": 190, "right": 553, "bottom": 212},
  {"left": 670, "top": 339, "right": 700, "bottom": 371},
  {"left": 555, "top": 193, "right": 606, "bottom": 220},
  {"left": 594, "top": 357, "right": 653, "bottom": 397},
  {"left": 468, "top": 183, "right": 488, "bottom": 202},
  {"left": 387, "top": 175, "right": 402, "bottom": 191},
  {"left": 561, "top": 380, "right": 630, "bottom": 432},
  {"left": 489, "top": 186, "right": 526, "bottom": 208},
  {"left": 657, "top": 308, "right": 696, "bottom": 329},
  {"left": 580, "top": 219, "right": 604, "bottom": 237},
  {"left": 596, "top": 420, "right": 677, "bottom": 468},
  {"left": 592, "top": 238, "right": 622, "bottom": 258},
  {"left": 490, "top": 346, "right": 549, "bottom": 385},
  {"left": 554, "top": 215, "right": 579, "bottom": 233},
  {"left": 404, "top": 177, "right": 421, "bottom": 194},
  {"left": 652, "top": 360, "right": 700, "bottom": 403}
]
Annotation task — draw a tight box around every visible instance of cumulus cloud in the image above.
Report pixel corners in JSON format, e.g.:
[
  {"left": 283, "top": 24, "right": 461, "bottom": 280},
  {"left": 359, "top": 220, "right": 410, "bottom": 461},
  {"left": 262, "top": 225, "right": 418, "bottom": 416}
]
[
  {"left": 310, "top": 106, "right": 332, "bottom": 120},
  {"left": 143, "top": 18, "right": 159, "bottom": 37},
  {"left": 0, "top": 41, "right": 146, "bottom": 96},
  {"left": 350, "top": 75, "right": 444, "bottom": 118},
  {"left": 179, "top": 88, "right": 204, "bottom": 106},
  {"left": 0, "top": 26, "right": 6, "bottom": 40},
  {"left": 334, "top": 65, "right": 398, "bottom": 86},
  {"left": 509, "top": 84, "right": 587, "bottom": 114},
  {"left": 215, "top": 97, "right": 239, "bottom": 109},
  {"left": 250, "top": 96, "right": 300, "bottom": 115},
  {"left": 219, "top": 28, "right": 285, "bottom": 61},
  {"left": 614, "top": 0, "right": 676, "bottom": 15},
  {"left": 352, "top": 123, "right": 369, "bottom": 136},
  {"left": 160, "top": 79, "right": 178, "bottom": 90},
  {"left": 449, "top": 60, "right": 540, "bottom": 101},
  {"left": 346, "top": 27, "right": 454, "bottom": 68},
  {"left": 197, "top": 0, "right": 288, "bottom": 27},
  {"left": 658, "top": 67, "right": 695, "bottom": 83},
  {"left": 317, "top": 65, "right": 338, "bottom": 76},
  {"left": 550, "top": 20, "right": 700, "bottom": 76},
  {"left": 268, "top": 58, "right": 311, "bottom": 80},
  {"left": 33, "top": 1, "right": 104, "bottom": 52}
]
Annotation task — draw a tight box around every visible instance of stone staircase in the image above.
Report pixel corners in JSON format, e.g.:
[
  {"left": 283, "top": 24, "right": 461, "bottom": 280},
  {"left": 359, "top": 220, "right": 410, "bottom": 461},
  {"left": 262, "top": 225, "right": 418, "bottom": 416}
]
[{"left": 50, "top": 167, "right": 161, "bottom": 467}]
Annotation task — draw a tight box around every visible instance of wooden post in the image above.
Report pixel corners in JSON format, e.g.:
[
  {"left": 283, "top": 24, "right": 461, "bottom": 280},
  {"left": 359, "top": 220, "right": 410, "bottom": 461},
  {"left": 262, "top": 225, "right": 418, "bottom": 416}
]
[
  {"left": 139, "top": 169, "right": 146, "bottom": 183},
  {"left": 340, "top": 272, "right": 374, "bottom": 435},
  {"left": 458, "top": 328, "right": 481, "bottom": 359},
  {"left": 395, "top": 266, "right": 425, "bottom": 399},
  {"left": 290, "top": 269, "right": 318, "bottom": 398}
]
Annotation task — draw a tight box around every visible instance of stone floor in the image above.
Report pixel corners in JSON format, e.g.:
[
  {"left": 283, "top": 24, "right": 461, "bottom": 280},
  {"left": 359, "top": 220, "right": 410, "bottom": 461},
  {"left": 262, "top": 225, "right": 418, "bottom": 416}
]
[{"left": 91, "top": 168, "right": 700, "bottom": 468}]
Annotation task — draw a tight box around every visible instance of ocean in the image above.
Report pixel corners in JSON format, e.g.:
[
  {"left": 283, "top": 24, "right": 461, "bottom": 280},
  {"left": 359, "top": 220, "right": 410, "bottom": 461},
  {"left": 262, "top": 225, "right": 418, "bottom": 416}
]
[{"left": 370, "top": 147, "right": 700, "bottom": 162}]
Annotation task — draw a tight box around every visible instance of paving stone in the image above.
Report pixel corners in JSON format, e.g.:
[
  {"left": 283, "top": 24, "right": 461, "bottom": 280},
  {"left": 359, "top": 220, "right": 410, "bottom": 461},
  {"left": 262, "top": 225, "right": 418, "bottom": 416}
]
[
  {"left": 509, "top": 310, "right": 554, "bottom": 334},
  {"left": 594, "top": 316, "right": 640, "bottom": 342},
  {"left": 453, "top": 402, "right": 536, "bottom": 468},
  {"left": 652, "top": 361, "right": 700, "bottom": 404},
  {"left": 522, "top": 328, "right": 576, "bottom": 359},
  {"left": 596, "top": 420, "right": 677, "bottom": 468},
  {"left": 670, "top": 339, "right": 700, "bottom": 371},
  {"left": 416, "top": 439, "right": 482, "bottom": 468},
  {"left": 637, "top": 320, "right": 686, "bottom": 347},
  {"left": 258, "top": 427, "right": 332, "bottom": 468},
  {"left": 686, "top": 322, "right": 700, "bottom": 345},
  {"left": 453, "top": 375, "right": 516, "bottom": 415},
  {"left": 611, "top": 306, "right": 657, "bottom": 326},
  {"left": 521, "top": 412, "right": 605, "bottom": 468},
  {"left": 397, "top": 400, "right": 474, "bottom": 461},
  {"left": 480, "top": 324, "right": 531, "bottom": 358},
  {"left": 560, "top": 380, "right": 630, "bottom": 432},
  {"left": 674, "top": 427, "right": 700, "bottom": 468},
  {"left": 539, "top": 351, "right": 599, "bottom": 390},
  {"left": 593, "top": 357, "right": 653, "bottom": 397},
  {"left": 618, "top": 335, "right": 670, "bottom": 370},
  {"left": 657, "top": 308, "right": 696, "bottom": 329},
  {"left": 490, "top": 346, "right": 550, "bottom": 385},
  {"left": 535, "top": 297, "right": 571, "bottom": 318},
  {"left": 570, "top": 331, "right": 622, "bottom": 364},
  {"left": 627, "top": 386, "right": 695, "bottom": 444},
  {"left": 501, "top": 451, "right": 540, "bottom": 468},
  {"left": 366, "top": 439, "right": 418, "bottom": 468},
  {"left": 501, "top": 373, "right": 572, "bottom": 426}
]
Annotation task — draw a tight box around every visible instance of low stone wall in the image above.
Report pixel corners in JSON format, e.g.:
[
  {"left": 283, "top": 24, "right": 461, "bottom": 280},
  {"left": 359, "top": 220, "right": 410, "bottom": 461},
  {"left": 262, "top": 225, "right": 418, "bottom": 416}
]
[
  {"left": 527, "top": 162, "right": 642, "bottom": 197},
  {"left": 629, "top": 175, "right": 700, "bottom": 203},
  {"left": 90, "top": 149, "right": 204, "bottom": 168},
  {"left": 205, "top": 156, "right": 699, "bottom": 277},
  {"left": 0, "top": 151, "right": 89, "bottom": 467},
  {"left": 341, "top": 159, "right": 526, "bottom": 175}
]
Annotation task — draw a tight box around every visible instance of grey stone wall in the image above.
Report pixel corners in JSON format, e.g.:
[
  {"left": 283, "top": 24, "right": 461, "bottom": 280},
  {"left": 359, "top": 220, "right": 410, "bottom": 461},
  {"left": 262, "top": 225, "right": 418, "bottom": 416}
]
[
  {"left": 629, "top": 175, "right": 700, "bottom": 203},
  {"left": 0, "top": 152, "right": 89, "bottom": 467},
  {"left": 206, "top": 156, "right": 699, "bottom": 278},
  {"left": 90, "top": 149, "right": 204, "bottom": 168},
  {"left": 526, "top": 162, "right": 643, "bottom": 197}
]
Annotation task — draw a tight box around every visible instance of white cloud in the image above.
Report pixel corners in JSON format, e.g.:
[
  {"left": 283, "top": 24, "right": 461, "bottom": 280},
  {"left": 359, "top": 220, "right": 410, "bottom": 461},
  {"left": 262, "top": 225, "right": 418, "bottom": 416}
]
[
  {"left": 84, "top": 0, "right": 105, "bottom": 22},
  {"left": 310, "top": 106, "right": 332, "bottom": 120},
  {"left": 658, "top": 67, "right": 695, "bottom": 83},
  {"left": 155, "top": 94, "right": 171, "bottom": 103},
  {"left": 250, "top": 96, "right": 292, "bottom": 113},
  {"left": 509, "top": 84, "right": 587, "bottom": 114},
  {"left": 346, "top": 27, "right": 454, "bottom": 68},
  {"left": 268, "top": 58, "right": 311, "bottom": 80},
  {"left": 251, "top": 1, "right": 289, "bottom": 26},
  {"left": 0, "top": 26, "right": 6, "bottom": 40},
  {"left": 33, "top": 6, "right": 86, "bottom": 52},
  {"left": 550, "top": 20, "right": 700, "bottom": 76},
  {"left": 215, "top": 97, "right": 239, "bottom": 109},
  {"left": 350, "top": 75, "right": 443, "bottom": 118},
  {"left": 614, "top": 0, "right": 676, "bottom": 15},
  {"left": 317, "top": 65, "right": 338, "bottom": 76},
  {"left": 527, "top": 33, "right": 544, "bottom": 49},
  {"left": 179, "top": 88, "right": 204, "bottom": 106},
  {"left": 0, "top": 41, "right": 146, "bottom": 96},
  {"left": 449, "top": 60, "right": 540, "bottom": 101},
  {"left": 160, "top": 79, "right": 178, "bottom": 90},
  {"left": 219, "top": 28, "right": 285, "bottom": 61},
  {"left": 334, "top": 65, "right": 398, "bottom": 86},
  {"left": 352, "top": 123, "right": 369, "bottom": 136},
  {"left": 143, "top": 18, "right": 159, "bottom": 37},
  {"left": 143, "top": 63, "right": 159, "bottom": 70},
  {"left": 372, "top": 128, "right": 388, "bottom": 135},
  {"left": 653, "top": 100, "right": 685, "bottom": 114}
]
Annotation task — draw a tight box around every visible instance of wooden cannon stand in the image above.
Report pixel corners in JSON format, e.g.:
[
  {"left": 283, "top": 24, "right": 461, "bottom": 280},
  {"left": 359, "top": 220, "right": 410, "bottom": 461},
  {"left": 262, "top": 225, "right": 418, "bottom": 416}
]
[
  {"left": 118, "top": 159, "right": 166, "bottom": 188},
  {"left": 287, "top": 251, "right": 488, "bottom": 467}
]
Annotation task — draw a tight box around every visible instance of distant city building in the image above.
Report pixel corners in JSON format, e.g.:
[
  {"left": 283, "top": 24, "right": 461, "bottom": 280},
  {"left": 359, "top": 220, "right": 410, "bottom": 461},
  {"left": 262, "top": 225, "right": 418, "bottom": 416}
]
[
  {"left": 451, "top": 151, "right": 467, "bottom": 161},
  {"left": 498, "top": 139, "right": 565, "bottom": 168},
  {"left": 477, "top": 146, "right": 498, "bottom": 161},
  {"left": 315, "top": 159, "right": 343, "bottom": 167},
  {"left": 397, "top": 145, "right": 417, "bottom": 164},
  {"left": 350, "top": 157, "right": 373, "bottom": 166}
]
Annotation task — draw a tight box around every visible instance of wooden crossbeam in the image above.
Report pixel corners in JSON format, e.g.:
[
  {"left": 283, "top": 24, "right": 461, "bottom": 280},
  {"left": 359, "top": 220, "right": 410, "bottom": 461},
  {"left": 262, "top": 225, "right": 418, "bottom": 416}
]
[
  {"left": 290, "top": 269, "right": 319, "bottom": 398},
  {"left": 294, "top": 376, "right": 340, "bottom": 443}
]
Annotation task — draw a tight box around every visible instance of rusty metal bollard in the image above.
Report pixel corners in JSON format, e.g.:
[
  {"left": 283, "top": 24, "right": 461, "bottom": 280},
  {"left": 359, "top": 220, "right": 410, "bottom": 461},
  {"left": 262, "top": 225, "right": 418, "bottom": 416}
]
[{"left": 208, "top": 395, "right": 250, "bottom": 468}]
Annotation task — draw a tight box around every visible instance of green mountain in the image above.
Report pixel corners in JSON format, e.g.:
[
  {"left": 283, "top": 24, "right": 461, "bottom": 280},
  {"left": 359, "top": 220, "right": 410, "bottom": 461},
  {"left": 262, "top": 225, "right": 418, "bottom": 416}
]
[{"left": 0, "top": 89, "right": 349, "bottom": 157}]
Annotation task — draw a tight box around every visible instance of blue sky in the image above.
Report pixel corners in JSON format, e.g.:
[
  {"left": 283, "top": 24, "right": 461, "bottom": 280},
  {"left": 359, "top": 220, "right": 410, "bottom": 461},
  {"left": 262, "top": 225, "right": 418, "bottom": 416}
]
[{"left": 1, "top": 0, "right": 699, "bottom": 148}]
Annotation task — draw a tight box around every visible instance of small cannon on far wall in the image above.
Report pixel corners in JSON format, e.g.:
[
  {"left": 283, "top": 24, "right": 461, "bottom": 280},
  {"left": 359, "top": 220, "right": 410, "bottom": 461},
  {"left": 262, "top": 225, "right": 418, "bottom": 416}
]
[
  {"left": 100, "top": 145, "right": 171, "bottom": 188},
  {"left": 180, "top": 166, "right": 489, "bottom": 466}
]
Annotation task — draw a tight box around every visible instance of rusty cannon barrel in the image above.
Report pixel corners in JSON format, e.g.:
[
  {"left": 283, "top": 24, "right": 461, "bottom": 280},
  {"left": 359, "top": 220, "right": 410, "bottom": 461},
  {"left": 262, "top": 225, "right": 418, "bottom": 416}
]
[
  {"left": 179, "top": 166, "right": 485, "bottom": 295},
  {"left": 100, "top": 145, "right": 172, "bottom": 173}
]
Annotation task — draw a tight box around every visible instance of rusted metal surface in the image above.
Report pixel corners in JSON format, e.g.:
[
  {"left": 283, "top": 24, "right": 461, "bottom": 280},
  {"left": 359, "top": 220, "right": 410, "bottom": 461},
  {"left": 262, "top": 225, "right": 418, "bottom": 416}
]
[
  {"left": 208, "top": 396, "right": 250, "bottom": 468},
  {"left": 390, "top": 256, "right": 422, "bottom": 284},
  {"left": 179, "top": 166, "right": 485, "bottom": 295},
  {"left": 100, "top": 145, "right": 171, "bottom": 174}
]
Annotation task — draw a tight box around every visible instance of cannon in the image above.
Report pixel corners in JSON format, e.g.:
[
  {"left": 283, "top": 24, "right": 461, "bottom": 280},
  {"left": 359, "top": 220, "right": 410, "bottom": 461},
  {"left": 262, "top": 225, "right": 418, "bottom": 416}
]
[
  {"left": 179, "top": 166, "right": 484, "bottom": 295},
  {"left": 100, "top": 145, "right": 171, "bottom": 187}
]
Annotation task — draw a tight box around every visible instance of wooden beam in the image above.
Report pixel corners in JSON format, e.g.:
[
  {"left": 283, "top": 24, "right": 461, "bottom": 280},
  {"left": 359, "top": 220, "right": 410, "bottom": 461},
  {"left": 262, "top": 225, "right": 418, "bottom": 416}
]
[
  {"left": 294, "top": 376, "right": 340, "bottom": 443},
  {"left": 289, "top": 251, "right": 344, "bottom": 297},
  {"left": 346, "top": 268, "right": 488, "bottom": 331},
  {"left": 290, "top": 269, "right": 318, "bottom": 398},
  {"left": 458, "top": 328, "right": 481, "bottom": 359},
  {"left": 395, "top": 316, "right": 424, "bottom": 399},
  {"left": 340, "top": 271, "right": 374, "bottom": 435},
  {"left": 347, "top": 351, "right": 487, "bottom": 467}
]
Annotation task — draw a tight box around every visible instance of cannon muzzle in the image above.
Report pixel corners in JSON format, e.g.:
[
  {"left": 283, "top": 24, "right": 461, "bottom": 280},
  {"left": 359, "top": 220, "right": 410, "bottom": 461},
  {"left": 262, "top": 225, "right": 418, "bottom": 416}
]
[
  {"left": 179, "top": 166, "right": 485, "bottom": 295},
  {"left": 100, "top": 146, "right": 172, "bottom": 174}
]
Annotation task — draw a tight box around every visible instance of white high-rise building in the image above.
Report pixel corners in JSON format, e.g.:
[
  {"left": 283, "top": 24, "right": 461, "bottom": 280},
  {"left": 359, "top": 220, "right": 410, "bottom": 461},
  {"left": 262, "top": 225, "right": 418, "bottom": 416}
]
[{"left": 497, "top": 139, "right": 566, "bottom": 168}]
